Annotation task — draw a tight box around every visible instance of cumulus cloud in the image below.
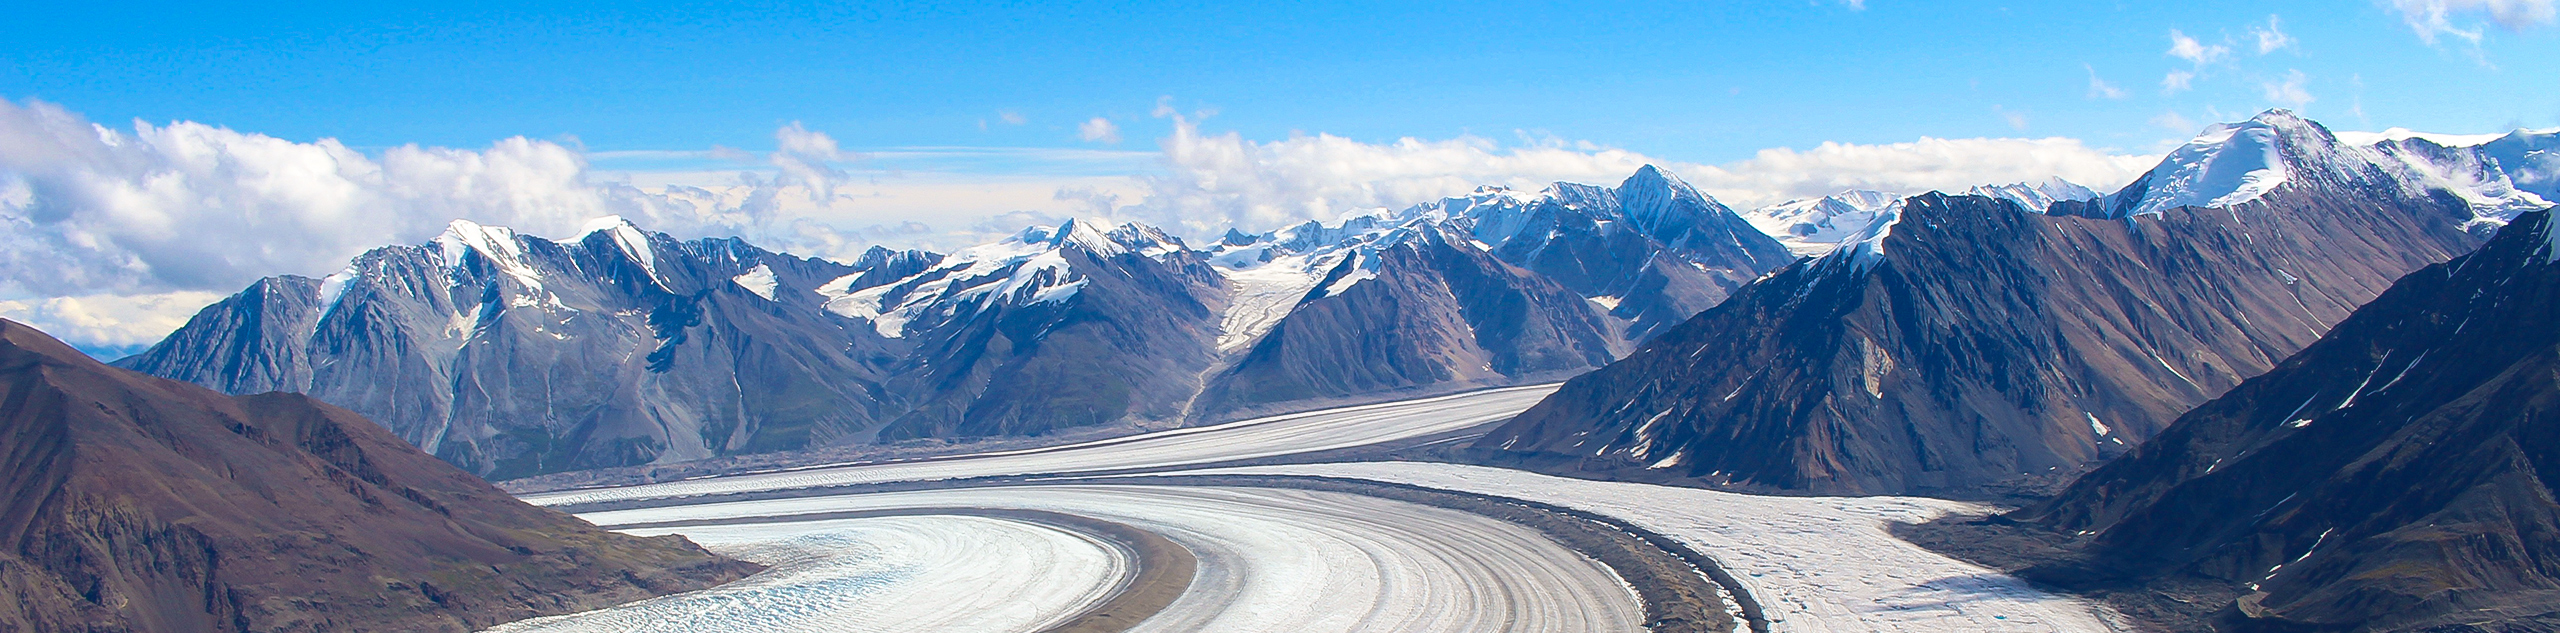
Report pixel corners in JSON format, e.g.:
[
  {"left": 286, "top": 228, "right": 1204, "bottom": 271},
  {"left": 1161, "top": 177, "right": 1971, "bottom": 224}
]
[
  {"left": 2262, "top": 69, "right": 2316, "bottom": 109},
  {"left": 2085, "top": 65, "right": 2128, "bottom": 100},
  {"left": 1106, "top": 114, "right": 2156, "bottom": 238},
  {"left": 0, "top": 291, "right": 226, "bottom": 356},
  {"left": 2252, "top": 15, "right": 2298, "bottom": 53},
  {"left": 2387, "top": 0, "right": 2558, "bottom": 44},
  {"left": 1677, "top": 135, "right": 2155, "bottom": 209},
  {"left": 999, "top": 110, "right": 1028, "bottom": 125},
  {"left": 0, "top": 99, "right": 892, "bottom": 350},
  {"left": 2167, "top": 29, "right": 2232, "bottom": 65},
  {"left": 1079, "top": 117, "right": 1122, "bottom": 144}
]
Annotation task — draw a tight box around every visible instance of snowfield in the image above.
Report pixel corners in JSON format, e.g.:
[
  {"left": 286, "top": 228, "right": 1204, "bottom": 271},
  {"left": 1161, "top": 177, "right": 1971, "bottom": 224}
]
[
  {"left": 575, "top": 485, "right": 1647, "bottom": 633},
  {"left": 514, "top": 385, "right": 2118, "bottom": 632},
  {"left": 1170, "top": 463, "right": 2119, "bottom": 633},
  {"left": 521, "top": 384, "right": 1559, "bottom": 507},
  {"left": 486, "top": 514, "right": 1129, "bottom": 633}
]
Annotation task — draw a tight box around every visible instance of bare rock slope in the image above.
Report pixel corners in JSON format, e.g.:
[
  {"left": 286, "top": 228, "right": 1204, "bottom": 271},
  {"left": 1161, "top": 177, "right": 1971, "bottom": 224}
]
[
  {"left": 1480, "top": 112, "right": 2506, "bottom": 496},
  {"left": 0, "top": 318, "right": 756, "bottom": 632}
]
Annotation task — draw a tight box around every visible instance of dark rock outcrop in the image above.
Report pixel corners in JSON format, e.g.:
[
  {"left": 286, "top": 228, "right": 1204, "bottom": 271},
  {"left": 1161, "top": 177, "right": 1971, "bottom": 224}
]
[{"left": 0, "top": 318, "right": 756, "bottom": 632}]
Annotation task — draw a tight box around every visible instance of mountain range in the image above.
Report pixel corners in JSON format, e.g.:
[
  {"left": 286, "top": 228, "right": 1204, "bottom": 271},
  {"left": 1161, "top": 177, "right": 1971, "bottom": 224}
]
[
  {"left": 121, "top": 167, "right": 1795, "bottom": 478},
  {"left": 1476, "top": 110, "right": 2555, "bottom": 496}
]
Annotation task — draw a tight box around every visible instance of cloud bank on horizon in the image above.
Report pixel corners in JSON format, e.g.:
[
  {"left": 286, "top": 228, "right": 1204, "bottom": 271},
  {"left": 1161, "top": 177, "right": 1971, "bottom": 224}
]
[{"left": 0, "top": 96, "right": 2175, "bottom": 352}]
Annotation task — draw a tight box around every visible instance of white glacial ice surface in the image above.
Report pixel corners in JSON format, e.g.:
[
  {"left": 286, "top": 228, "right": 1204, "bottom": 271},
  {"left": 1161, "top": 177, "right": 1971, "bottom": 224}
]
[
  {"left": 1213, "top": 251, "right": 1332, "bottom": 352},
  {"left": 519, "top": 384, "right": 1559, "bottom": 507},
  {"left": 1177, "top": 462, "right": 2121, "bottom": 633},
  {"left": 576, "top": 485, "right": 1647, "bottom": 633},
  {"left": 483, "top": 514, "right": 1127, "bottom": 633}
]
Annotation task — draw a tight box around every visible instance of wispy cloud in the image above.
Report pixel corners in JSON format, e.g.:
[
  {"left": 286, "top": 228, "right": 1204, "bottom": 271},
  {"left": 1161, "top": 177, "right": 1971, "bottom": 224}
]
[
  {"left": 1993, "top": 105, "right": 2031, "bottom": 131},
  {"left": 2262, "top": 69, "right": 2316, "bottom": 109},
  {"left": 2167, "top": 29, "right": 2232, "bottom": 65},
  {"left": 2150, "top": 111, "right": 2199, "bottom": 134},
  {"left": 2386, "top": 0, "right": 2558, "bottom": 45},
  {"left": 2085, "top": 64, "right": 2128, "bottom": 100},
  {"left": 1079, "top": 117, "right": 1123, "bottom": 144},
  {"left": 2162, "top": 69, "right": 2196, "bottom": 95},
  {"left": 2251, "top": 15, "right": 2298, "bottom": 53}
]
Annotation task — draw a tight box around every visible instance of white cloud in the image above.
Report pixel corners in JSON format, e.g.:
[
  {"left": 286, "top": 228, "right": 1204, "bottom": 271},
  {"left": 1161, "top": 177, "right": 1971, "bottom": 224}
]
[
  {"left": 1994, "top": 106, "right": 2031, "bottom": 131},
  {"left": 0, "top": 97, "right": 2164, "bottom": 352},
  {"left": 2252, "top": 15, "right": 2298, "bottom": 53},
  {"left": 998, "top": 110, "right": 1027, "bottom": 125},
  {"left": 1107, "top": 114, "right": 2155, "bottom": 238},
  {"left": 0, "top": 291, "right": 225, "bottom": 355},
  {"left": 2387, "top": 0, "right": 2558, "bottom": 44},
  {"left": 2162, "top": 70, "right": 2197, "bottom": 94},
  {"left": 2167, "top": 29, "right": 2232, "bottom": 65},
  {"left": 1679, "top": 136, "right": 2155, "bottom": 210},
  {"left": 2262, "top": 69, "right": 2316, "bottom": 109},
  {"left": 1079, "top": 117, "right": 1123, "bottom": 144},
  {"left": 0, "top": 99, "right": 900, "bottom": 348},
  {"left": 2085, "top": 64, "right": 2127, "bottom": 100}
]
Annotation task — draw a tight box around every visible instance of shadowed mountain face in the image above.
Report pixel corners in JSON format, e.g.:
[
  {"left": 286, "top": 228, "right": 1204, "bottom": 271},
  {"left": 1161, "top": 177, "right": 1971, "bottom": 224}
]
[
  {"left": 1479, "top": 114, "right": 2504, "bottom": 496},
  {"left": 866, "top": 222, "right": 1229, "bottom": 440},
  {"left": 2012, "top": 209, "right": 2560, "bottom": 633},
  {"left": 1194, "top": 224, "right": 1626, "bottom": 416},
  {"left": 0, "top": 319, "right": 756, "bottom": 632}
]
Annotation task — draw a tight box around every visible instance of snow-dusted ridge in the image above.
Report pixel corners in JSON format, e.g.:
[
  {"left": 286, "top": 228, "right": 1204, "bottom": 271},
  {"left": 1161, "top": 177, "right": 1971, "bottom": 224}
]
[
  {"left": 814, "top": 217, "right": 1171, "bottom": 338},
  {"left": 2104, "top": 110, "right": 2551, "bottom": 223}
]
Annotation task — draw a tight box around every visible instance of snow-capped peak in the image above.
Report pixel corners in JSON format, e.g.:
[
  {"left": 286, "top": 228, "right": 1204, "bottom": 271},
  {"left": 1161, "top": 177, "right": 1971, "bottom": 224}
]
[
  {"left": 1966, "top": 178, "right": 2099, "bottom": 212},
  {"left": 573, "top": 215, "right": 666, "bottom": 287},
  {"left": 1617, "top": 164, "right": 1727, "bottom": 237},
  {"left": 2107, "top": 111, "right": 2306, "bottom": 217},
  {"left": 430, "top": 219, "right": 549, "bottom": 293},
  {"left": 2103, "top": 110, "right": 2549, "bottom": 224},
  {"left": 1747, "top": 190, "right": 1905, "bottom": 257},
  {"left": 1044, "top": 217, "right": 1127, "bottom": 257}
]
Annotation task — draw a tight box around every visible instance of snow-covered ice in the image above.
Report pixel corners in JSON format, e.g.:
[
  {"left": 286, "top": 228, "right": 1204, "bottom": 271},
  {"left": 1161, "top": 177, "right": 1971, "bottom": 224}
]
[
  {"left": 573, "top": 485, "right": 1646, "bottom": 633},
  {"left": 519, "top": 384, "right": 1560, "bottom": 507},
  {"left": 1177, "top": 462, "right": 2121, "bottom": 633},
  {"left": 486, "top": 514, "right": 1128, "bottom": 633}
]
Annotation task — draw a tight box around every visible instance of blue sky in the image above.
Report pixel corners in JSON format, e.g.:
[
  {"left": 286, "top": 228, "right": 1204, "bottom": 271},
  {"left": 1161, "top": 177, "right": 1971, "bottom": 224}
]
[
  {"left": 2, "top": 0, "right": 2557, "bottom": 353},
  {"left": 8, "top": 0, "right": 2553, "bottom": 160}
]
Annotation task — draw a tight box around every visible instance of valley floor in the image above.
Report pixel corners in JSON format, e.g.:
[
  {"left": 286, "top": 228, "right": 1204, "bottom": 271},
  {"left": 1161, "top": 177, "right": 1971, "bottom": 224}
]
[{"left": 507, "top": 386, "right": 2120, "bottom": 633}]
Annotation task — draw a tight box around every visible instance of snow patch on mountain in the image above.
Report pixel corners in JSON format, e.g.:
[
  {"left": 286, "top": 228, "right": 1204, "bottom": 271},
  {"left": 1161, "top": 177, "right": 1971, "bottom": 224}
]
[
  {"left": 2108, "top": 111, "right": 2551, "bottom": 223},
  {"left": 2122, "top": 118, "right": 2294, "bottom": 216},
  {"left": 578, "top": 216, "right": 666, "bottom": 288},
  {"left": 817, "top": 221, "right": 1132, "bottom": 338},
  {"left": 732, "top": 264, "right": 779, "bottom": 301},
  {"left": 1746, "top": 190, "right": 1904, "bottom": 256},
  {"left": 432, "top": 219, "right": 549, "bottom": 294},
  {"left": 1966, "top": 178, "right": 2099, "bottom": 212}
]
